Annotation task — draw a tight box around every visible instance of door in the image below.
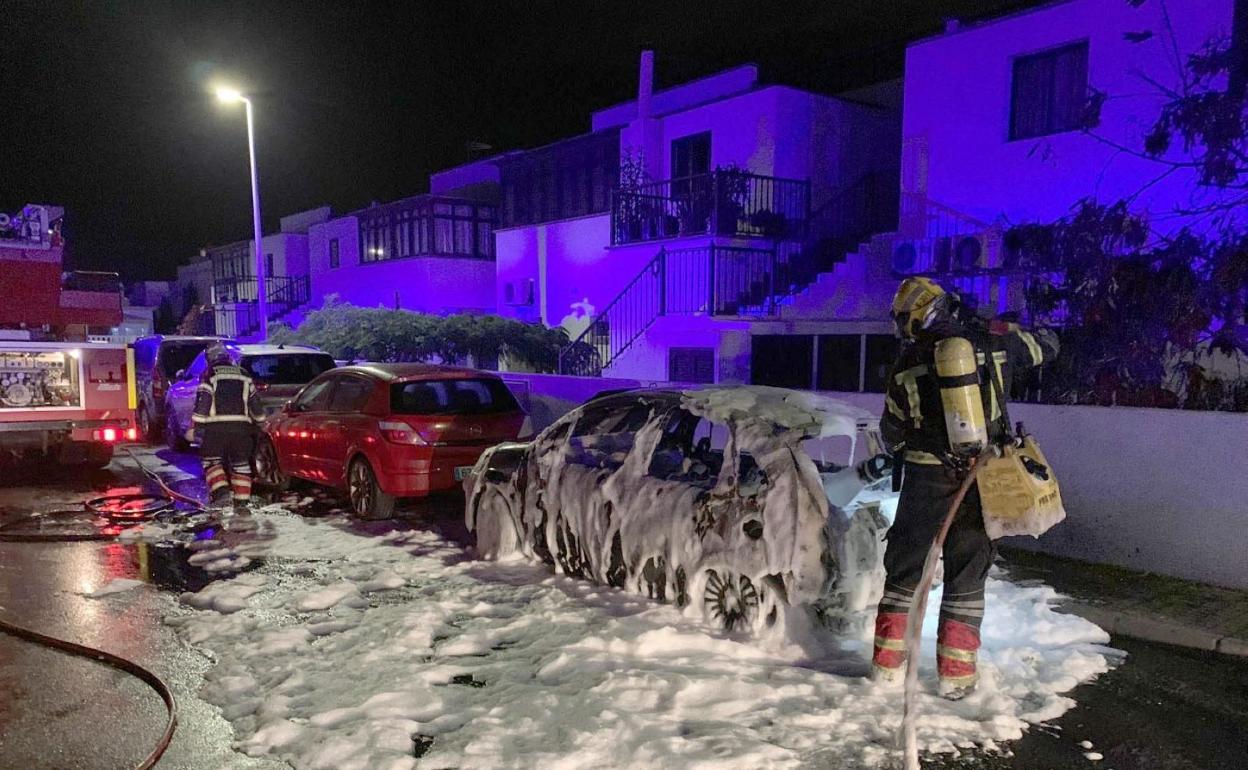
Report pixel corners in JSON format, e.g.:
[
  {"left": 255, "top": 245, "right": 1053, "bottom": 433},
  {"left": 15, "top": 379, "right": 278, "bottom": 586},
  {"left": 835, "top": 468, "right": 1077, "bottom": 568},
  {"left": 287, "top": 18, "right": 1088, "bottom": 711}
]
[
  {"left": 282, "top": 377, "right": 336, "bottom": 480},
  {"left": 321, "top": 374, "right": 377, "bottom": 486},
  {"left": 671, "top": 132, "right": 712, "bottom": 231}
]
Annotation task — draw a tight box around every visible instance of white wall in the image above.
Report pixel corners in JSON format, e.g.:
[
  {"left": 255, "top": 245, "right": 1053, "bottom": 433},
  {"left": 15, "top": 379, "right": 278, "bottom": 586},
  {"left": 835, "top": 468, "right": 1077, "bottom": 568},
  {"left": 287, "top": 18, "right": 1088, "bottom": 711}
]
[{"left": 903, "top": 0, "right": 1236, "bottom": 230}]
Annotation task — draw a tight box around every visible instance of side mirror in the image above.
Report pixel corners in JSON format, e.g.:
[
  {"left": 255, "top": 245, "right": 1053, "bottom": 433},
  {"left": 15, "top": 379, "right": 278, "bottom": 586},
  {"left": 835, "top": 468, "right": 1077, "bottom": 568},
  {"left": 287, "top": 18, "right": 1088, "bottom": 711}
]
[{"left": 175, "top": 368, "right": 187, "bottom": 380}]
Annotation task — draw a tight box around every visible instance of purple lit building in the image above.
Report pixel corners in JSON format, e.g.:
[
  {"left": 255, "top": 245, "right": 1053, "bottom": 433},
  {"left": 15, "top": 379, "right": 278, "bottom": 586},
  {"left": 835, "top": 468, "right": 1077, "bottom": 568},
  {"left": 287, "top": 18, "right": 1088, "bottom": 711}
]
[
  {"left": 894, "top": 0, "right": 1238, "bottom": 314},
  {"left": 303, "top": 163, "right": 502, "bottom": 319},
  {"left": 494, "top": 53, "right": 904, "bottom": 387}
]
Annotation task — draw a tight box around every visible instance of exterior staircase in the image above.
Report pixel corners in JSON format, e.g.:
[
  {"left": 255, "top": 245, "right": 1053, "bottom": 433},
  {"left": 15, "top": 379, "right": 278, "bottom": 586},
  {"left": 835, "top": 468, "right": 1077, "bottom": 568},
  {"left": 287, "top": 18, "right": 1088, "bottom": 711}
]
[
  {"left": 208, "top": 275, "right": 311, "bottom": 339},
  {"left": 558, "top": 172, "right": 900, "bottom": 376}
]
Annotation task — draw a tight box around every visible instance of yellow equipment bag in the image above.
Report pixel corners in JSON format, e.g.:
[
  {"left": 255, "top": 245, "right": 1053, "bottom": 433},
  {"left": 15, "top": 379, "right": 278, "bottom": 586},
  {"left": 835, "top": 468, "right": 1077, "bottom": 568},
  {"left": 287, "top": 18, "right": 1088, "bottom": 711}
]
[{"left": 977, "top": 434, "right": 1066, "bottom": 540}]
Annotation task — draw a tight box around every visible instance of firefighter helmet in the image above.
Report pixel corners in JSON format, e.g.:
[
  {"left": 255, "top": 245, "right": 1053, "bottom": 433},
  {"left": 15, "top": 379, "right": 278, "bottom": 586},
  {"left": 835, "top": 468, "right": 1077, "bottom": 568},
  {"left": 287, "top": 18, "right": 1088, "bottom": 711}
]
[
  {"left": 205, "top": 342, "right": 232, "bottom": 366},
  {"left": 892, "top": 277, "right": 950, "bottom": 338}
]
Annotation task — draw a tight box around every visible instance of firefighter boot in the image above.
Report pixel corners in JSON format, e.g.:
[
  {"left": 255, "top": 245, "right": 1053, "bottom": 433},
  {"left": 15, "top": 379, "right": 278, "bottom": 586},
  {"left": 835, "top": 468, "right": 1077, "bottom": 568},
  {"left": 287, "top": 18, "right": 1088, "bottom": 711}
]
[
  {"left": 937, "top": 618, "right": 981, "bottom": 699},
  {"left": 871, "top": 611, "right": 908, "bottom": 685}
]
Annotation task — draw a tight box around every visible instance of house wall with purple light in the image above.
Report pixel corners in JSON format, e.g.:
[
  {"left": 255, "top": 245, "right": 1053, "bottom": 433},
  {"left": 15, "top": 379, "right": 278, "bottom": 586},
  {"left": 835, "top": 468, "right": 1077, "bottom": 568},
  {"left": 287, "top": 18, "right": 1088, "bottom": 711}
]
[
  {"left": 494, "top": 52, "right": 902, "bottom": 384},
  {"left": 903, "top": 0, "right": 1237, "bottom": 230},
  {"left": 306, "top": 213, "right": 495, "bottom": 315}
]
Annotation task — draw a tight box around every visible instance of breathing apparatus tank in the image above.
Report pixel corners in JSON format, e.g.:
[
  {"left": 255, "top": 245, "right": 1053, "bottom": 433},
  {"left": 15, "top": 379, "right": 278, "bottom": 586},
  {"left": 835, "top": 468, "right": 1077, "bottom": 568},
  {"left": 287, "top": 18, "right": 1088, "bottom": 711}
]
[{"left": 933, "top": 337, "right": 988, "bottom": 456}]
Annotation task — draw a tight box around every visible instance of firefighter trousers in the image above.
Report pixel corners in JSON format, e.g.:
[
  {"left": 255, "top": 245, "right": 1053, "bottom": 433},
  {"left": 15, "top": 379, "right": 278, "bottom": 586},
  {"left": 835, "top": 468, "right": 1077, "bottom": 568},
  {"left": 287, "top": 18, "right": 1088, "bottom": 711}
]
[
  {"left": 878, "top": 461, "right": 995, "bottom": 629},
  {"left": 200, "top": 422, "right": 256, "bottom": 505}
]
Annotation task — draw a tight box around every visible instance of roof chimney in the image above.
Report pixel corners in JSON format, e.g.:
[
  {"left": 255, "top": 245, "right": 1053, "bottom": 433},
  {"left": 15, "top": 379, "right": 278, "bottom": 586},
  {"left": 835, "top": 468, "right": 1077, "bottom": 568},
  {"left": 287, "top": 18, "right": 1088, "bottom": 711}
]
[{"left": 637, "top": 49, "right": 655, "bottom": 119}]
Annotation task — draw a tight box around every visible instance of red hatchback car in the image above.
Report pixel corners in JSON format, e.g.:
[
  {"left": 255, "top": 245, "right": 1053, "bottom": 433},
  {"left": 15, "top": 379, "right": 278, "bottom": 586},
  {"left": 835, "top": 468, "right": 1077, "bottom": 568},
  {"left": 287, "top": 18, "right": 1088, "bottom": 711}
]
[{"left": 254, "top": 364, "right": 529, "bottom": 519}]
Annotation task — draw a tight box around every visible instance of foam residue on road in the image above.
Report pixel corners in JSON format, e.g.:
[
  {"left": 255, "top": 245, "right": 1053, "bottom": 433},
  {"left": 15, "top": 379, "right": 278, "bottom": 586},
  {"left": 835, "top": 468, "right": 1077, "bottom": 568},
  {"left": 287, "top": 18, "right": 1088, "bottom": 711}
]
[{"left": 168, "top": 510, "right": 1120, "bottom": 770}]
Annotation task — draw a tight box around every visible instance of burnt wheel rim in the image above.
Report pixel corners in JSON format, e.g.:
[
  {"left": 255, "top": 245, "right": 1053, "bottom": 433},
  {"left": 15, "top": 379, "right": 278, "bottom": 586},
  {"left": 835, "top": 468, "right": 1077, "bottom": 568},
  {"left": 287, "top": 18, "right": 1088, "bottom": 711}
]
[
  {"left": 137, "top": 408, "right": 150, "bottom": 439},
  {"left": 704, "top": 569, "right": 760, "bottom": 631},
  {"left": 349, "top": 461, "right": 374, "bottom": 515}
]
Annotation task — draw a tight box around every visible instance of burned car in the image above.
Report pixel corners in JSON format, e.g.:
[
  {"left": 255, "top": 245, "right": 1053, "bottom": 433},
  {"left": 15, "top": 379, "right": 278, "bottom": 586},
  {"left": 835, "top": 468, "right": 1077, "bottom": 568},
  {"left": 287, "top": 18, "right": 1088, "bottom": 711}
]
[{"left": 464, "top": 386, "right": 893, "bottom": 635}]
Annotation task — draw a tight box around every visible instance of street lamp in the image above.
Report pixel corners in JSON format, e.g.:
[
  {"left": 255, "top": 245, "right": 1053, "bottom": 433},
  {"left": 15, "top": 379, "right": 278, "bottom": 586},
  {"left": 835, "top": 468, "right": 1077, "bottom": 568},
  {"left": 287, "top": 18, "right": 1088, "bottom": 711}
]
[{"left": 216, "top": 86, "right": 268, "bottom": 339}]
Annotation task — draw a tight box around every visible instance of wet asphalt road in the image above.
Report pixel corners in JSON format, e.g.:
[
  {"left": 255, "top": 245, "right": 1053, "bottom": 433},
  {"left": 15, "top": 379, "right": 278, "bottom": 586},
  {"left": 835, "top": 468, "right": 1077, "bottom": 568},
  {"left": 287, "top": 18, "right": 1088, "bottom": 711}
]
[{"left": 1, "top": 448, "right": 1246, "bottom": 770}]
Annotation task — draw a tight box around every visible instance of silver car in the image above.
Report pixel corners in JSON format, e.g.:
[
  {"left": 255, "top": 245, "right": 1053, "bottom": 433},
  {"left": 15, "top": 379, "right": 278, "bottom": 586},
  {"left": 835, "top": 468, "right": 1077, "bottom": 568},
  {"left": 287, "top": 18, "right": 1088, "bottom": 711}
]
[
  {"left": 163, "top": 343, "right": 336, "bottom": 450},
  {"left": 465, "top": 386, "right": 892, "bottom": 634}
]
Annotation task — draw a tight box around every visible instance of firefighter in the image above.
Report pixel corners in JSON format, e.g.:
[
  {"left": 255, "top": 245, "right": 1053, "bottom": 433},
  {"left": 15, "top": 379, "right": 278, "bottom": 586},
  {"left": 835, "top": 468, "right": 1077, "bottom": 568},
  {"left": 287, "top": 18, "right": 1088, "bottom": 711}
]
[
  {"left": 872, "top": 277, "right": 1059, "bottom": 699},
  {"left": 191, "top": 342, "right": 264, "bottom": 510}
]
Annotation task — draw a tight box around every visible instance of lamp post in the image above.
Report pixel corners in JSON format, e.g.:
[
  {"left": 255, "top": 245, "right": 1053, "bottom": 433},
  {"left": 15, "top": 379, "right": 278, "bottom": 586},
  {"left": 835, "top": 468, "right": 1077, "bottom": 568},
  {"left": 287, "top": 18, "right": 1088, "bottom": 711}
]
[{"left": 216, "top": 87, "right": 268, "bottom": 340}]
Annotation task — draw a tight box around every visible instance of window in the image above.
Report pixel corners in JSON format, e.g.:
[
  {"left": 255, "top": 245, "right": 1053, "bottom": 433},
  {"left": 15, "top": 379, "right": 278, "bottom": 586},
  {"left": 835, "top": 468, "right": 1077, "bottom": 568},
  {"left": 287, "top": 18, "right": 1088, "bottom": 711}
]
[
  {"left": 158, "top": 341, "right": 213, "bottom": 378},
  {"left": 566, "top": 400, "right": 652, "bottom": 469},
  {"left": 265, "top": 253, "right": 275, "bottom": 276},
  {"left": 329, "top": 238, "right": 340, "bottom": 269},
  {"left": 751, "top": 335, "right": 813, "bottom": 389},
  {"left": 816, "top": 335, "right": 862, "bottom": 392},
  {"left": 647, "top": 409, "right": 728, "bottom": 488},
  {"left": 671, "top": 132, "right": 711, "bottom": 180},
  {"left": 390, "top": 378, "right": 519, "bottom": 415},
  {"left": 242, "top": 353, "right": 336, "bottom": 385},
  {"left": 328, "top": 376, "right": 374, "bottom": 412},
  {"left": 294, "top": 378, "right": 336, "bottom": 411},
  {"left": 1010, "top": 42, "right": 1089, "bottom": 140},
  {"left": 359, "top": 196, "right": 496, "bottom": 263},
  {"left": 668, "top": 347, "right": 715, "bottom": 384},
  {"left": 499, "top": 129, "right": 620, "bottom": 228}
]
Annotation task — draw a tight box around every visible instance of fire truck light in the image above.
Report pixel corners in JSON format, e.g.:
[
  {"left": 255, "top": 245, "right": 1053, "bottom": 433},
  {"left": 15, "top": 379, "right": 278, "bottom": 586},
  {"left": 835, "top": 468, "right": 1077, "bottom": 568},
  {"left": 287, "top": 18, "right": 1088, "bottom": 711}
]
[
  {"left": 102, "top": 428, "right": 117, "bottom": 442},
  {"left": 126, "top": 427, "right": 138, "bottom": 441}
]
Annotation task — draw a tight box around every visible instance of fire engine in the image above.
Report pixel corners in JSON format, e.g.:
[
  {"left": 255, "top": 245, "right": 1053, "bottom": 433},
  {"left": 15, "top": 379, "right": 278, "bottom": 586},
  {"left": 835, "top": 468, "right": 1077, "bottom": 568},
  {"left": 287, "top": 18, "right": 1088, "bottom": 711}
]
[{"left": 0, "top": 204, "right": 137, "bottom": 467}]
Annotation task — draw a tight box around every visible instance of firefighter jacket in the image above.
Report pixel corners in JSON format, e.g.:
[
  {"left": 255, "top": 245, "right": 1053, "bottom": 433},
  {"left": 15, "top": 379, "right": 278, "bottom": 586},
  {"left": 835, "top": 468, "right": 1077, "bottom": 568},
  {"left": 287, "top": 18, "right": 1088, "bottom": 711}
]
[
  {"left": 192, "top": 364, "right": 265, "bottom": 426},
  {"left": 881, "top": 320, "right": 1059, "bottom": 465}
]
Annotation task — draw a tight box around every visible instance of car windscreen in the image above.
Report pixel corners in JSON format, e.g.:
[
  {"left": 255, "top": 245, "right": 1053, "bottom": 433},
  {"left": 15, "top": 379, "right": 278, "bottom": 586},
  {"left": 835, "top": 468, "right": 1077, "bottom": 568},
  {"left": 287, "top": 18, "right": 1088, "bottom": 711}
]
[
  {"left": 390, "top": 378, "right": 520, "bottom": 415},
  {"left": 241, "top": 353, "right": 336, "bottom": 385},
  {"left": 160, "top": 342, "right": 213, "bottom": 377}
]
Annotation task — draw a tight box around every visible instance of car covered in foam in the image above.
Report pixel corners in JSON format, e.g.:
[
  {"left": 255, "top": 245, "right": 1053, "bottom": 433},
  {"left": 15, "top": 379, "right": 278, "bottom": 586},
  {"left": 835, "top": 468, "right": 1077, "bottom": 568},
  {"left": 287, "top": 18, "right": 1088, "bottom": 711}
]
[{"left": 464, "top": 386, "right": 893, "bottom": 635}]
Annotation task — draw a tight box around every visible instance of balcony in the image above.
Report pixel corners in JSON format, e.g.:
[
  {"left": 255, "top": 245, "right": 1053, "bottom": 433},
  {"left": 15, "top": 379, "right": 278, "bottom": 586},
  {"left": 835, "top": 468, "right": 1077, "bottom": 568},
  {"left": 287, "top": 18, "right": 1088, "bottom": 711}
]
[
  {"left": 210, "top": 275, "right": 311, "bottom": 338},
  {"left": 611, "top": 170, "right": 809, "bottom": 246},
  {"left": 356, "top": 195, "right": 496, "bottom": 263}
]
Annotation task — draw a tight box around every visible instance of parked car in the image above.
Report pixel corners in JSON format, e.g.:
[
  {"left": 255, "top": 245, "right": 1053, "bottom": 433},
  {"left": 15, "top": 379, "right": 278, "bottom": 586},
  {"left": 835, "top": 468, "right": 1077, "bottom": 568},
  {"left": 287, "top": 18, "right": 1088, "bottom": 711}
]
[
  {"left": 164, "top": 343, "right": 336, "bottom": 450},
  {"left": 132, "top": 334, "right": 223, "bottom": 441},
  {"left": 254, "top": 363, "right": 529, "bottom": 519},
  {"left": 464, "top": 386, "right": 892, "bottom": 634}
]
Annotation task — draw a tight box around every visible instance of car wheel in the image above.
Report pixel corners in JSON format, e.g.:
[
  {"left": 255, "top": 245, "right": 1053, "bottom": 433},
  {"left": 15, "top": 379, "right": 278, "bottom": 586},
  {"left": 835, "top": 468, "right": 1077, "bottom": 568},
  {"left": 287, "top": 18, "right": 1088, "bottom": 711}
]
[
  {"left": 138, "top": 402, "right": 162, "bottom": 443},
  {"left": 254, "top": 437, "right": 290, "bottom": 492},
  {"left": 348, "top": 457, "right": 395, "bottom": 520},
  {"left": 474, "top": 490, "right": 519, "bottom": 559},
  {"left": 165, "top": 409, "right": 189, "bottom": 452},
  {"left": 703, "top": 569, "right": 760, "bottom": 632}
]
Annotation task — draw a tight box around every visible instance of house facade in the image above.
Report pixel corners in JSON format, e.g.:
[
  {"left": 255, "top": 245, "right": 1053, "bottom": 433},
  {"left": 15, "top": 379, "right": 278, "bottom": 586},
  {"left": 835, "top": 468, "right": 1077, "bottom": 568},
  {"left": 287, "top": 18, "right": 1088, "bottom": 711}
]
[
  {"left": 303, "top": 158, "right": 500, "bottom": 319},
  {"left": 894, "top": 0, "right": 1238, "bottom": 314},
  {"left": 494, "top": 53, "right": 904, "bottom": 386}
]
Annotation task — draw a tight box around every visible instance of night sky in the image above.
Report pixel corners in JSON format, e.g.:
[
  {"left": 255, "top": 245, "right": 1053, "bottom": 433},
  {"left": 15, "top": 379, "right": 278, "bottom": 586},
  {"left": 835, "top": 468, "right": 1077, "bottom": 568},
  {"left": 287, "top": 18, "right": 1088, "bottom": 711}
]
[{"left": 2, "top": 0, "right": 1037, "bottom": 281}]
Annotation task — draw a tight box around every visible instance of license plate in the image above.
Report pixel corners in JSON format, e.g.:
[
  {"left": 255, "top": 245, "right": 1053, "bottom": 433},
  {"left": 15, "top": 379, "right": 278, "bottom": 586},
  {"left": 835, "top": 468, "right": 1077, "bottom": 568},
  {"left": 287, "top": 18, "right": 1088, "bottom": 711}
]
[{"left": 454, "top": 465, "right": 474, "bottom": 481}]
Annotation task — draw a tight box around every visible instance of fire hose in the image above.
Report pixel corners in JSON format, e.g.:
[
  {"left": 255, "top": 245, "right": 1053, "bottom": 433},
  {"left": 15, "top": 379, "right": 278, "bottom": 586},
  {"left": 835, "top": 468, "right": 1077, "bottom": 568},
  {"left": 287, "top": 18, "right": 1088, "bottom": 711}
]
[
  {"left": 0, "top": 616, "right": 178, "bottom": 769},
  {"left": 0, "top": 447, "right": 195, "bottom": 766},
  {"left": 900, "top": 456, "right": 983, "bottom": 770}
]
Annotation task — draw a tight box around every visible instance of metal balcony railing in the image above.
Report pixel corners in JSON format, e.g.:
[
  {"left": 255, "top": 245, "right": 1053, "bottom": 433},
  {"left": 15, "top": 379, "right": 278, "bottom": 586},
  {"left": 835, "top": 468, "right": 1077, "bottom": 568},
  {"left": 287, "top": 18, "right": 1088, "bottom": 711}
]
[
  {"left": 558, "top": 244, "right": 780, "bottom": 376},
  {"left": 210, "top": 275, "right": 310, "bottom": 338},
  {"left": 611, "top": 170, "right": 809, "bottom": 245}
]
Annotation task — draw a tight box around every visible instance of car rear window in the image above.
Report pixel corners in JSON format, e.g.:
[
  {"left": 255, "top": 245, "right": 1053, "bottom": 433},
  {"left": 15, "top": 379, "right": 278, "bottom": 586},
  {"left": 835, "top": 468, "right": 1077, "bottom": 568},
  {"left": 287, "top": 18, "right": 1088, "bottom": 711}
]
[
  {"left": 242, "top": 353, "right": 336, "bottom": 384},
  {"left": 390, "top": 378, "right": 519, "bottom": 415},
  {"left": 160, "top": 342, "right": 213, "bottom": 377}
]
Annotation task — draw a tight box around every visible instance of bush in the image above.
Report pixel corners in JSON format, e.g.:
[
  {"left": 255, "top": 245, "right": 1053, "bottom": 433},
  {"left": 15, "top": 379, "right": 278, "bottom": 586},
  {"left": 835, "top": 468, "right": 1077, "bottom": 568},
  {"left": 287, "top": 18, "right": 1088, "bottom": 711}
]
[{"left": 268, "top": 299, "right": 578, "bottom": 372}]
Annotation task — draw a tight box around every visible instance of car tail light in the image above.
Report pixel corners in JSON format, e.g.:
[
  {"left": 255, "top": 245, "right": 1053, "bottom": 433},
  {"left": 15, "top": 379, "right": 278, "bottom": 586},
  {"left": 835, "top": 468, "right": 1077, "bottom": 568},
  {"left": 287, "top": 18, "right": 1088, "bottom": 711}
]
[
  {"left": 517, "top": 415, "right": 534, "bottom": 439},
  {"left": 379, "top": 420, "right": 427, "bottom": 445}
]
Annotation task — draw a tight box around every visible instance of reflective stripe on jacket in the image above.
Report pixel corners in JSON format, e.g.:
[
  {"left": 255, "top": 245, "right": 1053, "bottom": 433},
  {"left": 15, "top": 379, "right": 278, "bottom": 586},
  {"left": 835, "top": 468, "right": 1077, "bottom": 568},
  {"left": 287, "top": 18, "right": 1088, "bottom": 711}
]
[
  {"left": 880, "top": 320, "right": 1059, "bottom": 459},
  {"left": 192, "top": 364, "right": 265, "bottom": 425}
]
